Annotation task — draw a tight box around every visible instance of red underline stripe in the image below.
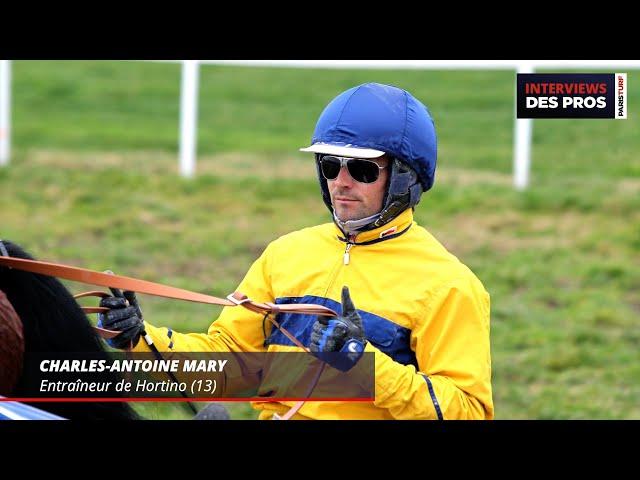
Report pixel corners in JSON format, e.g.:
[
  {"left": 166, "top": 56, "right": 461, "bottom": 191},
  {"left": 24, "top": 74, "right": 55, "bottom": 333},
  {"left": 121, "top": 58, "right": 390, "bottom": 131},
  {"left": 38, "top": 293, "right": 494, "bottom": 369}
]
[{"left": 0, "top": 397, "right": 375, "bottom": 403}]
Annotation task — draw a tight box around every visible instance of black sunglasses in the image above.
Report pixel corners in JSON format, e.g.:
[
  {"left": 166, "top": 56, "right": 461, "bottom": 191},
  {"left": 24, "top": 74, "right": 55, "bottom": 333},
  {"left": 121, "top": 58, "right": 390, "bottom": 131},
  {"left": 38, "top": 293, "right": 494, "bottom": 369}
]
[{"left": 318, "top": 155, "right": 387, "bottom": 184}]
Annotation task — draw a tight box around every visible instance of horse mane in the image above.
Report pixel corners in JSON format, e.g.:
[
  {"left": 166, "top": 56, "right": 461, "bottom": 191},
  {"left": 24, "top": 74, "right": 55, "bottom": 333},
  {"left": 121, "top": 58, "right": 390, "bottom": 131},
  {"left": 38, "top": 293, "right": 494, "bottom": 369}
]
[{"left": 0, "top": 240, "right": 139, "bottom": 420}]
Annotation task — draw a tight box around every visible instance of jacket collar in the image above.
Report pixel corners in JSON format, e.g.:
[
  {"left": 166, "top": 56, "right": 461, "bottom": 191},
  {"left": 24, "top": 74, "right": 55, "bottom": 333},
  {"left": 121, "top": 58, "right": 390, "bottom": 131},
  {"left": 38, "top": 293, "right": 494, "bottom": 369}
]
[{"left": 333, "top": 208, "right": 414, "bottom": 244}]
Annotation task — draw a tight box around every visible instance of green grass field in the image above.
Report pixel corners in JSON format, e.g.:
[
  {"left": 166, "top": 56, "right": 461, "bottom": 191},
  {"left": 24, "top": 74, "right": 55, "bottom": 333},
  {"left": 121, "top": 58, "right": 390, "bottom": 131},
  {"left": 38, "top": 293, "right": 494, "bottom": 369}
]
[{"left": 2, "top": 61, "right": 639, "bottom": 419}]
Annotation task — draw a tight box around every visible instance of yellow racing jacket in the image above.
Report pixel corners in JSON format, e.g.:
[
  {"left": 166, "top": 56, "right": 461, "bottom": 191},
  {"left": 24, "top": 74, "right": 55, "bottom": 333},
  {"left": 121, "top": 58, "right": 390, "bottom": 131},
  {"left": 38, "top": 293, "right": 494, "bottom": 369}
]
[{"left": 134, "top": 208, "right": 493, "bottom": 419}]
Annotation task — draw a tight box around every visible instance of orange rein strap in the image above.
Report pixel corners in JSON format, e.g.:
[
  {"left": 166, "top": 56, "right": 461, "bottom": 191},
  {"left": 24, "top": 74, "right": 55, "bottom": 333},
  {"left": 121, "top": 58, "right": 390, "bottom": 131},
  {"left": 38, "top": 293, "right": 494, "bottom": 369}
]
[{"left": 0, "top": 256, "right": 338, "bottom": 328}]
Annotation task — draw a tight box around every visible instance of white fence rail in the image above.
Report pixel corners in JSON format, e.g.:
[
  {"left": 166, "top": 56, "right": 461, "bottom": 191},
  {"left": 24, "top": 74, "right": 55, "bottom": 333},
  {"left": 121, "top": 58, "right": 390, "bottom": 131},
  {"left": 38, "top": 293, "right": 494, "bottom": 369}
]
[{"left": 2, "top": 60, "right": 639, "bottom": 188}]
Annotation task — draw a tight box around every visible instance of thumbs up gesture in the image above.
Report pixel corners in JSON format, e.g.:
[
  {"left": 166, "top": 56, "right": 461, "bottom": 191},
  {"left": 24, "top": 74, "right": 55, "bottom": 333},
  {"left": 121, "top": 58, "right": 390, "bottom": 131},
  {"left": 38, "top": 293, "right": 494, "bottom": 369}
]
[{"left": 309, "top": 286, "right": 367, "bottom": 371}]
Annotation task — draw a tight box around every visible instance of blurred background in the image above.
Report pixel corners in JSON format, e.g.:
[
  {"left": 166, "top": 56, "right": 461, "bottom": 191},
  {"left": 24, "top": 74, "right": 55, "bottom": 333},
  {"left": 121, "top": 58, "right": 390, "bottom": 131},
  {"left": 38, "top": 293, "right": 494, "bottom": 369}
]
[{"left": 1, "top": 60, "right": 638, "bottom": 419}]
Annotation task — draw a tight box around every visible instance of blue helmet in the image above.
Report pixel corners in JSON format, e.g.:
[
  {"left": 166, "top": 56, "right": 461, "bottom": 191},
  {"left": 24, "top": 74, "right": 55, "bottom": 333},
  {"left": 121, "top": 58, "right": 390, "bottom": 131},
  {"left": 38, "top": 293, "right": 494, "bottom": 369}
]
[{"left": 300, "top": 83, "right": 437, "bottom": 229}]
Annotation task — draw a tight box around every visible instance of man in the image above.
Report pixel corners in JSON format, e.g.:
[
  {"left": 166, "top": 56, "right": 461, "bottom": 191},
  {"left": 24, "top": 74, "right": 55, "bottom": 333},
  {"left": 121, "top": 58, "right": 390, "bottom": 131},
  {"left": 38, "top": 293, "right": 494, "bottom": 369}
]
[{"left": 101, "top": 83, "right": 493, "bottom": 420}]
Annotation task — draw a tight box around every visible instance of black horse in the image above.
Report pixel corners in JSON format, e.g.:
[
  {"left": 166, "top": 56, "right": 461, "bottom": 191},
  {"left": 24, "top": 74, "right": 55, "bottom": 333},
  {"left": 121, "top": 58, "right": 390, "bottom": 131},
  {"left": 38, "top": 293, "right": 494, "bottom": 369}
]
[{"left": 0, "top": 240, "right": 139, "bottom": 420}]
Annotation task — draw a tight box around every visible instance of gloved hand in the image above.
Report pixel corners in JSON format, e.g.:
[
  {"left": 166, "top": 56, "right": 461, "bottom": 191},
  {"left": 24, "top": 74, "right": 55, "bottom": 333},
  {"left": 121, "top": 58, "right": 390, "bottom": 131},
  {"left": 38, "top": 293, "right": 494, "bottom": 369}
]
[
  {"left": 309, "top": 286, "right": 367, "bottom": 371},
  {"left": 97, "top": 288, "right": 145, "bottom": 349}
]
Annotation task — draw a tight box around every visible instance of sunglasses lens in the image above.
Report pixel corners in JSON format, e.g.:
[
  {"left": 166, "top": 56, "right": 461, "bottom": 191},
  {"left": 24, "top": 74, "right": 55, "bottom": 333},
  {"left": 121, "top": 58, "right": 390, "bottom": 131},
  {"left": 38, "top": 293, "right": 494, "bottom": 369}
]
[
  {"left": 320, "top": 157, "right": 341, "bottom": 180},
  {"left": 319, "top": 156, "right": 381, "bottom": 183},
  {"left": 348, "top": 160, "right": 379, "bottom": 183}
]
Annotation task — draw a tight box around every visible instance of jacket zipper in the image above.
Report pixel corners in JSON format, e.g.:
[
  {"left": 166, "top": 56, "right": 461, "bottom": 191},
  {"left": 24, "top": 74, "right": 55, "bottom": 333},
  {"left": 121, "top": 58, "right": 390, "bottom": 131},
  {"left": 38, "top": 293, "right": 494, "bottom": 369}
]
[
  {"left": 323, "top": 236, "right": 355, "bottom": 298},
  {"left": 343, "top": 242, "right": 354, "bottom": 265},
  {"left": 343, "top": 233, "right": 357, "bottom": 265}
]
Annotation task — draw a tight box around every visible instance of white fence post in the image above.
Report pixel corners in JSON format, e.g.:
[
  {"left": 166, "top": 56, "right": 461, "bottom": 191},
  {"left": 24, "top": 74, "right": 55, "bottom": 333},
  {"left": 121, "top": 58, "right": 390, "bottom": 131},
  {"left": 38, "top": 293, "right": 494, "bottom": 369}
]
[
  {"left": 179, "top": 60, "right": 200, "bottom": 178},
  {"left": 0, "top": 60, "right": 10, "bottom": 166},
  {"left": 514, "top": 64, "right": 534, "bottom": 190}
]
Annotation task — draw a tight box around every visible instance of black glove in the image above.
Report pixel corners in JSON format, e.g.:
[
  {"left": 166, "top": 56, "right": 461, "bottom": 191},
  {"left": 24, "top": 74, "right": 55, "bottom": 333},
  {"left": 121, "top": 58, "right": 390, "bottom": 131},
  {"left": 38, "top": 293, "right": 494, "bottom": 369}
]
[
  {"left": 309, "top": 286, "right": 367, "bottom": 371},
  {"left": 97, "top": 288, "right": 144, "bottom": 349}
]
